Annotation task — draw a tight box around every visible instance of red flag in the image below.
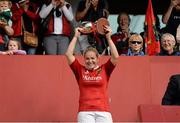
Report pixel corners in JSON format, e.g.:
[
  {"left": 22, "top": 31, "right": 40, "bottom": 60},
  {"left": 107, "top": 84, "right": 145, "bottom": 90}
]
[{"left": 145, "top": 0, "right": 160, "bottom": 55}]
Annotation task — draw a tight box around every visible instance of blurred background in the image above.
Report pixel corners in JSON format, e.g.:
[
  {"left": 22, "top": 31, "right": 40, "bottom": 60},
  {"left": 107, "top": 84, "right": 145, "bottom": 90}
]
[{"left": 65, "top": 0, "right": 168, "bottom": 33}]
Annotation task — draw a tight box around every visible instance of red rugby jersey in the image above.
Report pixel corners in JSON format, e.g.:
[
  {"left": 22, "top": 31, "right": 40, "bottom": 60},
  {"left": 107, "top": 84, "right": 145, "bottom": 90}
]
[{"left": 70, "top": 58, "right": 115, "bottom": 112}]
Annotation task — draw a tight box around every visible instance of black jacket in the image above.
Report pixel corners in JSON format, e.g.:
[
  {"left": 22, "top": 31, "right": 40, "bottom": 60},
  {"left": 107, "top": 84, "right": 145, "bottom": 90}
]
[{"left": 162, "top": 74, "right": 180, "bottom": 105}]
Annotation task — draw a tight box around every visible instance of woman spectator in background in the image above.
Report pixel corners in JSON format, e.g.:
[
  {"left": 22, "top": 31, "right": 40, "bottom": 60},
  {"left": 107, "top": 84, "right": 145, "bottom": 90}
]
[
  {"left": 111, "top": 12, "right": 133, "bottom": 55},
  {"left": 162, "top": 0, "right": 180, "bottom": 51},
  {"left": 11, "top": 0, "right": 41, "bottom": 54},
  {"left": 75, "top": 0, "right": 108, "bottom": 22},
  {"left": 75, "top": 0, "right": 109, "bottom": 55},
  {"left": 39, "top": 0, "right": 74, "bottom": 55},
  {"left": 158, "top": 33, "right": 180, "bottom": 56}
]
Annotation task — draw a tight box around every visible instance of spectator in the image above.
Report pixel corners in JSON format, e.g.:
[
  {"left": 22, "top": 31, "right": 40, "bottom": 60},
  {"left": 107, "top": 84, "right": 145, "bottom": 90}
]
[
  {"left": 162, "top": 74, "right": 180, "bottom": 105},
  {"left": 0, "top": 0, "right": 12, "bottom": 24},
  {"left": 111, "top": 12, "right": 132, "bottom": 55},
  {"left": 125, "top": 34, "right": 145, "bottom": 56},
  {"left": 39, "top": 0, "right": 74, "bottom": 55},
  {"left": 75, "top": 0, "right": 109, "bottom": 55},
  {"left": 0, "top": 38, "right": 26, "bottom": 55},
  {"left": 75, "top": 0, "right": 108, "bottom": 22},
  {"left": 162, "top": 0, "right": 180, "bottom": 42},
  {"left": 158, "top": 33, "right": 180, "bottom": 56},
  {"left": 32, "top": 0, "right": 44, "bottom": 55},
  {"left": 65, "top": 25, "right": 119, "bottom": 123},
  {"left": 11, "top": 0, "right": 41, "bottom": 54},
  {"left": 0, "top": 0, "right": 13, "bottom": 51}
]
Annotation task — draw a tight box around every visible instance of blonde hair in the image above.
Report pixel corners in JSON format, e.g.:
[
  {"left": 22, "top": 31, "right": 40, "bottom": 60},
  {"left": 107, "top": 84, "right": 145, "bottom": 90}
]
[
  {"left": 83, "top": 46, "right": 99, "bottom": 58},
  {"left": 161, "top": 33, "right": 175, "bottom": 43},
  {"left": 129, "top": 34, "right": 143, "bottom": 43}
]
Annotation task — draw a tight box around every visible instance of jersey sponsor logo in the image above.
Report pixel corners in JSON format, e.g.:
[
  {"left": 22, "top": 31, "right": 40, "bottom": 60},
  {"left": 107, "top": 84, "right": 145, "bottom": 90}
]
[{"left": 82, "top": 75, "right": 102, "bottom": 81}]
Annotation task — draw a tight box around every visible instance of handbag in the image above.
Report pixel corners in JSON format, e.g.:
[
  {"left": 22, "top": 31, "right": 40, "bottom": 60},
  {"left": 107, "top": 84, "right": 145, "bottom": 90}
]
[
  {"left": 22, "top": 16, "right": 38, "bottom": 47},
  {"left": 24, "top": 31, "right": 38, "bottom": 47}
]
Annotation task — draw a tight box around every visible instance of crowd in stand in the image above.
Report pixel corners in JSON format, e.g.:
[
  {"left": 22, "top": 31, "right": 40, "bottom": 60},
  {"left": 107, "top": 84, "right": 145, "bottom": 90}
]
[{"left": 0, "top": 0, "right": 179, "bottom": 55}]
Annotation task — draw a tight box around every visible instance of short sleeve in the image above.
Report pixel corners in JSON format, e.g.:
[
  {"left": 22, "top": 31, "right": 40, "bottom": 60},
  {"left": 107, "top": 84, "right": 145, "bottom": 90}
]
[
  {"left": 70, "top": 58, "right": 82, "bottom": 81},
  {"left": 103, "top": 59, "right": 116, "bottom": 77}
]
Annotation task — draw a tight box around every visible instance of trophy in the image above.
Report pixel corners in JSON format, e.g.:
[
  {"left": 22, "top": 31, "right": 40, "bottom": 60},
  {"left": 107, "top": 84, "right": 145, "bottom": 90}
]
[{"left": 80, "top": 18, "right": 109, "bottom": 35}]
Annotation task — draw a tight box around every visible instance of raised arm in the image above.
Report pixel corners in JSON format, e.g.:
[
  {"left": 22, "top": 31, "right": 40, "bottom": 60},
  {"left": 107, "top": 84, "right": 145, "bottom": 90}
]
[
  {"left": 162, "top": 0, "right": 178, "bottom": 24},
  {"left": 39, "top": 3, "right": 53, "bottom": 19},
  {"left": 75, "top": 0, "right": 91, "bottom": 22},
  {"left": 3, "top": 25, "right": 14, "bottom": 36},
  {"left": 65, "top": 27, "right": 83, "bottom": 65},
  {"left": 61, "top": 2, "right": 74, "bottom": 21},
  {"left": 104, "top": 26, "right": 119, "bottom": 65},
  {"left": 0, "top": 20, "right": 14, "bottom": 36}
]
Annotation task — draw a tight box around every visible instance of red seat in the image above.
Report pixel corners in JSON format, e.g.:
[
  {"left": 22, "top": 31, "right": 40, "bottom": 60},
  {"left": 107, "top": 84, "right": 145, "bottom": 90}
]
[{"left": 138, "top": 104, "right": 180, "bottom": 122}]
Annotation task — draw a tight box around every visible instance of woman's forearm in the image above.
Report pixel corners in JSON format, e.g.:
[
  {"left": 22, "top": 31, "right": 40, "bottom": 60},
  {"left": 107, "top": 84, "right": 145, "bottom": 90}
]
[
  {"left": 65, "top": 36, "right": 78, "bottom": 64},
  {"left": 107, "top": 37, "right": 119, "bottom": 60},
  {"left": 162, "top": 4, "right": 174, "bottom": 24}
]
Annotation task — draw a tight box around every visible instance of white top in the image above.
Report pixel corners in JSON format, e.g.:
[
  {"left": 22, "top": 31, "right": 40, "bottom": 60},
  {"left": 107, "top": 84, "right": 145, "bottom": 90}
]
[{"left": 39, "top": 2, "right": 74, "bottom": 34}]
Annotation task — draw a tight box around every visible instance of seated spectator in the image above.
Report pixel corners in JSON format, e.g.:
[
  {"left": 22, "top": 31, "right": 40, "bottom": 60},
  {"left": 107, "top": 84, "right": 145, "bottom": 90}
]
[
  {"left": 111, "top": 12, "right": 133, "bottom": 55},
  {"left": 124, "top": 34, "right": 145, "bottom": 56},
  {"left": 158, "top": 33, "right": 180, "bottom": 56},
  {"left": 0, "top": 38, "right": 26, "bottom": 55},
  {"left": 162, "top": 74, "right": 180, "bottom": 105},
  {"left": 75, "top": 0, "right": 109, "bottom": 55}
]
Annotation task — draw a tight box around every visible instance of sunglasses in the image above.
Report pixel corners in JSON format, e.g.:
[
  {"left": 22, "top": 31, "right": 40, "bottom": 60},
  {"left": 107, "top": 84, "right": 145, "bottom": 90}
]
[{"left": 130, "top": 41, "right": 142, "bottom": 44}]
